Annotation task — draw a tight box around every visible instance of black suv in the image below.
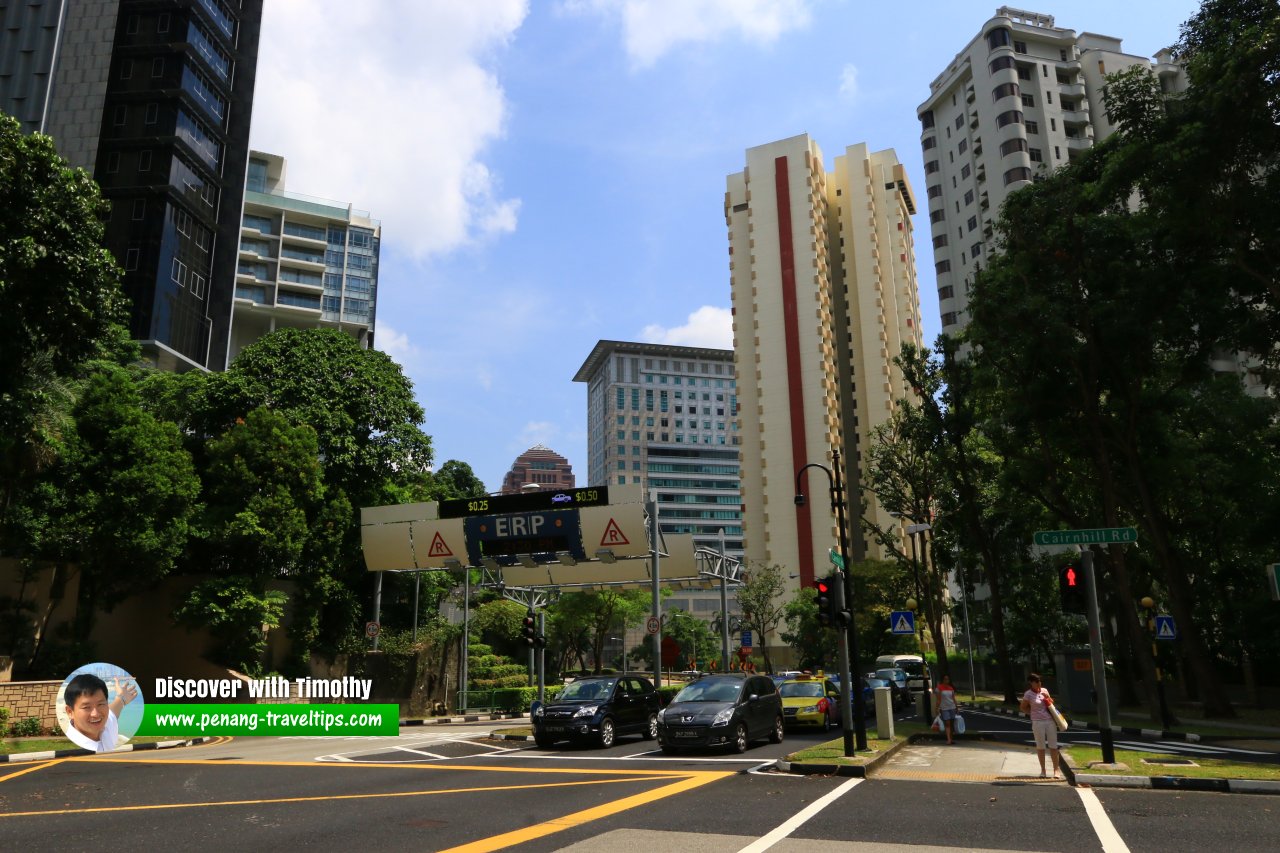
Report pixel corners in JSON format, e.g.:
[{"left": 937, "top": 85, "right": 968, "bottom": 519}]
[
  {"left": 531, "top": 675, "right": 661, "bottom": 748},
  {"left": 657, "top": 674, "right": 784, "bottom": 753}
]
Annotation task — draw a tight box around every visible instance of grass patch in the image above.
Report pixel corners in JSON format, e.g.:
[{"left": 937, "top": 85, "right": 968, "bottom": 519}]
[
  {"left": 1067, "top": 745, "right": 1280, "bottom": 781},
  {"left": 0, "top": 736, "right": 175, "bottom": 756},
  {"left": 964, "top": 699, "right": 1280, "bottom": 739},
  {"left": 785, "top": 721, "right": 929, "bottom": 766}
]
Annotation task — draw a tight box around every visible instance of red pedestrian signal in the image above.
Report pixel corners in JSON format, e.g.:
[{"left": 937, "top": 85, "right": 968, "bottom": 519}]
[
  {"left": 816, "top": 579, "right": 832, "bottom": 627},
  {"left": 1059, "top": 566, "right": 1086, "bottom": 613}
]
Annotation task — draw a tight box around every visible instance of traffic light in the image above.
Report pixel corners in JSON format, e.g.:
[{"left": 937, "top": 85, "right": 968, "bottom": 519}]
[
  {"left": 1059, "top": 565, "right": 1087, "bottom": 614},
  {"left": 816, "top": 577, "right": 833, "bottom": 627},
  {"left": 534, "top": 633, "right": 547, "bottom": 649},
  {"left": 522, "top": 611, "right": 537, "bottom": 646},
  {"left": 828, "top": 574, "right": 851, "bottom": 627}
]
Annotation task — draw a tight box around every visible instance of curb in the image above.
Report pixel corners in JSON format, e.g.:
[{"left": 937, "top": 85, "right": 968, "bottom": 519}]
[
  {"left": 775, "top": 731, "right": 912, "bottom": 778},
  {"left": 399, "top": 713, "right": 525, "bottom": 727},
  {"left": 966, "top": 702, "right": 1201, "bottom": 743},
  {"left": 0, "top": 736, "right": 217, "bottom": 763},
  {"left": 1073, "top": 773, "right": 1280, "bottom": 795}
]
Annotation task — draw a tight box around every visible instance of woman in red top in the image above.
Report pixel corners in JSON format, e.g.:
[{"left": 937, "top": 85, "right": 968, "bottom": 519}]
[{"left": 934, "top": 674, "right": 958, "bottom": 744}]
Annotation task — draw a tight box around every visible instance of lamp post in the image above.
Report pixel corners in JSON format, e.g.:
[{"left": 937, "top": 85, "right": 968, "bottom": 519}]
[
  {"left": 1139, "top": 596, "right": 1174, "bottom": 729},
  {"left": 905, "top": 522, "right": 933, "bottom": 720},
  {"left": 795, "top": 447, "right": 867, "bottom": 754}
]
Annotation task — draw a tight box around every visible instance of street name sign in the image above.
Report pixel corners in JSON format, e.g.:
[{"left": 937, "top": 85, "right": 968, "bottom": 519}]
[{"left": 1033, "top": 527, "right": 1138, "bottom": 546}]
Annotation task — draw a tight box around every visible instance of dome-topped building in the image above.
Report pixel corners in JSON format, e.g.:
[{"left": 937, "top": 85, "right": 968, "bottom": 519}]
[{"left": 499, "top": 445, "right": 575, "bottom": 494}]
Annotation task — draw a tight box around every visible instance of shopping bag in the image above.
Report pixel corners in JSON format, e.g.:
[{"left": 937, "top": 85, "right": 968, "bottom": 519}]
[
  {"left": 931, "top": 714, "right": 942, "bottom": 732},
  {"left": 954, "top": 715, "right": 966, "bottom": 735},
  {"left": 1049, "top": 704, "right": 1069, "bottom": 732}
]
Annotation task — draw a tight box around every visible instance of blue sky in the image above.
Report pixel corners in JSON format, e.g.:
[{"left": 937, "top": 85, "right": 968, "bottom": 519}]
[{"left": 248, "top": 1, "right": 1198, "bottom": 492}]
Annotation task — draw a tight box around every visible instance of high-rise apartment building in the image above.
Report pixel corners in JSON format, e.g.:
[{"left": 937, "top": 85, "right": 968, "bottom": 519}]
[
  {"left": 726, "top": 135, "right": 924, "bottom": 593},
  {"left": 918, "top": 6, "right": 1186, "bottom": 335},
  {"left": 231, "top": 151, "right": 380, "bottom": 364},
  {"left": 574, "top": 340, "right": 742, "bottom": 559},
  {"left": 0, "top": 0, "right": 264, "bottom": 372},
  {"left": 499, "top": 445, "right": 575, "bottom": 495}
]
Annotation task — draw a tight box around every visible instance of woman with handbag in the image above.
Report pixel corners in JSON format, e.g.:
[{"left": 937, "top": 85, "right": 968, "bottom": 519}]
[
  {"left": 1019, "top": 673, "right": 1061, "bottom": 778},
  {"left": 935, "top": 674, "right": 959, "bottom": 744}
]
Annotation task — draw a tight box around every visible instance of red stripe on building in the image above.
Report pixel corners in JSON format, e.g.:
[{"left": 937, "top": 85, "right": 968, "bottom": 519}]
[{"left": 775, "top": 156, "right": 815, "bottom": 586}]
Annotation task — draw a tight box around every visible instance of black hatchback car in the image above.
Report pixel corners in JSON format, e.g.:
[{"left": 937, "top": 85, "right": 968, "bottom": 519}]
[
  {"left": 532, "top": 675, "right": 661, "bottom": 748},
  {"left": 657, "top": 674, "right": 784, "bottom": 753}
]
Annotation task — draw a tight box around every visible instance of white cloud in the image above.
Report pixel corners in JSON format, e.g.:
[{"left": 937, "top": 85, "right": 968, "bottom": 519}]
[
  {"left": 375, "top": 324, "right": 421, "bottom": 368},
  {"left": 516, "top": 421, "right": 559, "bottom": 450},
  {"left": 250, "top": 1, "right": 528, "bottom": 258},
  {"left": 641, "top": 305, "right": 733, "bottom": 349},
  {"left": 838, "top": 63, "right": 859, "bottom": 102},
  {"left": 562, "top": 0, "right": 814, "bottom": 68}
]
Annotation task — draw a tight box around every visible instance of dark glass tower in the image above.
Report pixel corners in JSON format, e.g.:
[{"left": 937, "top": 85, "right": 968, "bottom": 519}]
[{"left": 0, "top": 0, "right": 264, "bottom": 371}]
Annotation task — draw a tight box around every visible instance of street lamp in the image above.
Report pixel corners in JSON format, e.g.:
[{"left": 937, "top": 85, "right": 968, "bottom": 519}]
[
  {"left": 904, "top": 521, "right": 933, "bottom": 721},
  {"left": 1139, "top": 596, "right": 1174, "bottom": 729},
  {"left": 795, "top": 447, "right": 867, "bottom": 754}
]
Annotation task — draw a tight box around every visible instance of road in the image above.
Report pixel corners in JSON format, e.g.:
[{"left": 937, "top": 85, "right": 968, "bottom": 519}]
[{"left": 1, "top": 713, "right": 1276, "bottom": 852}]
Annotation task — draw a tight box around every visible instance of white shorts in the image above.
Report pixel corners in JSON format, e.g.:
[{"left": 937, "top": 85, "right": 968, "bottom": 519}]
[{"left": 1032, "top": 718, "right": 1058, "bottom": 750}]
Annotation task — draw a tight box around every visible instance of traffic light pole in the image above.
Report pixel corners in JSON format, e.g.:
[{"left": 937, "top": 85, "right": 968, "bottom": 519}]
[
  {"left": 1082, "top": 548, "right": 1116, "bottom": 764},
  {"left": 831, "top": 450, "right": 868, "bottom": 752},
  {"left": 537, "top": 610, "right": 546, "bottom": 704}
]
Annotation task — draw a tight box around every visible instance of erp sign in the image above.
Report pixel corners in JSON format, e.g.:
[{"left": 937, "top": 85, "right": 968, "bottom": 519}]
[{"left": 464, "top": 509, "right": 585, "bottom": 567}]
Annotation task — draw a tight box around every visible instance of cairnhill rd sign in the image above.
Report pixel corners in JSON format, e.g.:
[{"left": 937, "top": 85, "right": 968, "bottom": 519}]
[{"left": 1033, "top": 527, "right": 1138, "bottom": 547}]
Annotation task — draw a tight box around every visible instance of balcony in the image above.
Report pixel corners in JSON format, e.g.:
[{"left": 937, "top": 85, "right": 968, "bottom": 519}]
[
  {"left": 1061, "top": 107, "right": 1090, "bottom": 127},
  {"left": 1059, "top": 81, "right": 1086, "bottom": 99}
]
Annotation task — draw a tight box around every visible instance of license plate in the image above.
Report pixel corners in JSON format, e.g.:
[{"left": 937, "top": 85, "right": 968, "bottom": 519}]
[
  {"left": 674, "top": 730, "right": 699, "bottom": 739},
  {"left": 544, "top": 726, "right": 566, "bottom": 733}
]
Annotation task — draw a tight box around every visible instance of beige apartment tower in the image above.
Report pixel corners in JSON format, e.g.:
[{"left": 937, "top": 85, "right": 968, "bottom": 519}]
[
  {"left": 727, "top": 135, "right": 924, "bottom": 602},
  {"left": 918, "top": 6, "right": 1186, "bottom": 335}
]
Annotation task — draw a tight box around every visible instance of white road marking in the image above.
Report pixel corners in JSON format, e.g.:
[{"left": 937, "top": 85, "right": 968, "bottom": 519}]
[
  {"left": 1076, "top": 787, "right": 1132, "bottom": 853},
  {"left": 736, "top": 777, "right": 862, "bottom": 852}
]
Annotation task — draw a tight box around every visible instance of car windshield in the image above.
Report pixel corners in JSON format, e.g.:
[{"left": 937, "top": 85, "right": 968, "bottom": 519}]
[
  {"left": 866, "top": 678, "right": 890, "bottom": 689},
  {"left": 559, "top": 679, "right": 615, "bottom": 701},
  {"left": 778, "top": 682, "right": 824, "bottom": 698},
  {"left": 896, "top": 661, "right": 926, "bottom": 677},
  {"left": 877, "top": 669, "right": 905, "bottom": 682},
  {"left": 674, "top": 679, "right": 743, "bottom": 703}
]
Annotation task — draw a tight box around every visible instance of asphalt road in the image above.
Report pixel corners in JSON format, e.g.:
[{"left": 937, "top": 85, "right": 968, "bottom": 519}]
[{"left": 1, "top": 717, "right": 1277, "bottom": 852}]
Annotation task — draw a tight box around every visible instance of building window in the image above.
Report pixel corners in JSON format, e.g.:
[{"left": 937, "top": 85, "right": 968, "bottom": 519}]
[
  {"left": 1050, "top": 118, "right": 1057, "bottom": 131},
  {"left": 1025, "top": 120, "right": 1039, "bottom": 134},
  {"left": 942, "top": 311, "right": 959, "bottom": 327},
  {"left": 1013, "top": 40, "right": 1027, "bottom": 54},
  {"left": 924, "top": 160, "right": 940, "bottom": 174},
  {"left": 971, "top": 243, "right": 982, "bottom": 258},
  {"left": 158, "top": 13, "right": 170, "bottom": 33},
  {"left": 125, "top": 247, "right": 140, "bottom": 271},
  {"left": 964, "top": 189, "right": 974, "bottom": 205},
  {"left": 1003, "top": 166, "right": 1033, "bottom": 185},
  {"left": 113, "top": 105, "right": 126, "bottom": 127},
  {"left": 1021, "top": 94, "right": 1034, "bottom": 107},
  {"left": 922, "top": 136, "right": 936, "bottom": 150},
  {"left": 954, "top": 114, "right": 963, "bottom": 129},
  {"left": 106, "top": 152, "right": 120, "bottom": 173},
  {"left": 144, "top": 103, "right": 159, "bottom": 125},
  {"left": 995, "top": 110, "right": 1023, "bottom": 128},
  {"left": 935, "top": 259, "right": 951, "bottom": 274},
  {"left": 927, "top": 184, "right": 942, "bottom": 199},
  {"left": 1046, "top": 91, "right": 1053, "bottom": 105},
  {"left": 939, "top": 285, "right": 954, "bottom": 300},
  {"left": 1029, "top": 148, "right": 1043, "bottom": 163},
  {"left": 992, "top": 82, "right": 1019, "bottom": 102},
  {"left": 120, "top": 59, "right": 133, "bottom": 80},
  {"left": 958, "top": 139, "right": 967, "bottom": 154},
  {"left": 152, "top": 57, "right": 165, "bottom": 78},
  {"left": 126, "top": 15, "right": 139, "bottom": 34},
  {"left": 920, "top": 110, "right": 934, "bottom": 129},
  {"left": 138, "top": 150, "right": 151, "bottom": 171},
  {"left": 929, "top": 209, "right": 945, "bottom": 223},
  {"left": 932, "top": 234, "right": 949, "bottom": 249},
  {"left": 131, "top": 198, "right": 146, "bottom": 220},
  {"left": 999, "top": 138, "right": 1028, "bottom": 156},
  {"left": 961, "top": 164, "right": 971, "bottom": 179},
  {"left": 967, "top": 215, "right": 978, "bottom": 232},
  {"left": 1018, "top": 65, "right": 1032, "bottom": 81},
  {"left": 986, "top": 28, "right": 1011, "bottom": 50},
  {"left": 988, "top": 55, "right": 1015, "bottom": 74}
]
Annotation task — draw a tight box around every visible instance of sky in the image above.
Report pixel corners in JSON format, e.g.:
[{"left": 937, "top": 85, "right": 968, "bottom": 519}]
[{"left": 247, "top": 0, "right": 1201, "bottom": 493}]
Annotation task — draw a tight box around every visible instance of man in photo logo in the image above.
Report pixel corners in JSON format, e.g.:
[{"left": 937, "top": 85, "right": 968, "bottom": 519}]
[{"left": 63, "top": 673, "right": 138, "bottom": 753}]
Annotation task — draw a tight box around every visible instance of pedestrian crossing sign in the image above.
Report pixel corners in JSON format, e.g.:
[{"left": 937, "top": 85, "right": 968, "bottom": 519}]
[
  {"left": 890, "top": 610, "right": 915, "bottom": 635},
  {"left": 1155, "top": 615, "right": 1177, "bottom": 640}
]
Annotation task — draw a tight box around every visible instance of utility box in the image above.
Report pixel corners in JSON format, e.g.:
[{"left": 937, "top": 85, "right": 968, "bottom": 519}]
[
  {"left": 1053, "top": 650, "right": 1117, "bottom": 715},
  {"left": 916, "top": 690, "right": 932, "bottom": 722},
  {"left": 874, "top": 686, "right": 895, "bottom": 740}
]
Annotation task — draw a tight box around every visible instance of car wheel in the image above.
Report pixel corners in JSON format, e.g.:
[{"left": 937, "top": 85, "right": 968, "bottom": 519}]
[
  {"left": 643, "top": 713, "right": 658, "bottom": 740},
  {"left": 732, "top": 722, "right": 749, "bottom": 753},
  {"left": 769, "top": 715, "right": 785, "bottom": 744},
  {"left": 534, "top": 734, "right": 555, "bottom": 749},
  {"left": 598, "top": 718, "right": 615, "bottom": 749}
]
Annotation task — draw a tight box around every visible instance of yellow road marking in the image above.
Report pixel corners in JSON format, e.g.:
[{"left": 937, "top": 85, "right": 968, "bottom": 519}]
[
  {"left": 0, "top": 774, "right": 666, "bottom": 819},
  {"left": 0, "top": 759, "right": 66, "bottom": 783},
  {"left": 438, "top": 771, "right": 734, "bottom": 853},
  {"left": 70, "top": 756, "right": 699, "bottom": 776}
]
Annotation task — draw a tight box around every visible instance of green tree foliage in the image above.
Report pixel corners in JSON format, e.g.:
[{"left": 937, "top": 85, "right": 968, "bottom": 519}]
[
  {"left": 736, "top": 563, "right": 788, "bottom": 673},
  {"left": 0, "top": 114, "right": 126, "bottom": 419},
  {"left": 173, "top": 579, "right": 287, "bottom": 676},
  {"left": 553, "top": 590, "right": 651, "bottom": 674}
]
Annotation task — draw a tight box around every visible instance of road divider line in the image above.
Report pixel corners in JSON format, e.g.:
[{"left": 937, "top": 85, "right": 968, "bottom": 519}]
[
  {"left": 436, "top": 771, "right": 734, "bottom": 853},
  {"left": 0, "top": 758, "right": 66, "bottom": 783},
  {"left": 1076, "top": 787, "right": 1131, "bottom": 853},
  {"left": 736, "top": 777, "right": 862, "bottom": 852}
]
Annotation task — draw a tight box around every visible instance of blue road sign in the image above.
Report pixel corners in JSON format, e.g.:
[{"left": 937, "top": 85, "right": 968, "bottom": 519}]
[
  {"left": 1155, "top": 615, "right": 1177, "bottom": 641},
  {"left": 889, "top": 610, "right": 915, "bottom": 635},
  {"left": 741, "top": 630, "right": 753, "bottom": 648}
]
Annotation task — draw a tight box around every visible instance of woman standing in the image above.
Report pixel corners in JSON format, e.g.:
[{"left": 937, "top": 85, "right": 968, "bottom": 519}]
[
  {"left": 935, "top": 674, "right": 958, "bottom": 744},
  {"left": 1020, "top": 672, "right": 1061, "bottom": 778}
]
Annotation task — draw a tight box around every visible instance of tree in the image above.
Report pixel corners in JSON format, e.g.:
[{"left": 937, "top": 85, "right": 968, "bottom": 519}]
[
  {"left": 553, "top": 590, "right": 650, "bottom": 674},
  {"left": 736, "top": 563, "right": 788, "bottom": 674},
  {"left": 0, "top": 114, "right": 126, "bottom": 422}
]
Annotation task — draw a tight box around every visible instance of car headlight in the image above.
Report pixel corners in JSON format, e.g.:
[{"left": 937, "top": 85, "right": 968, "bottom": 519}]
[
  {"left": 573, "top": 705, "right": 599, "bottom": 718},
  {"left": 657, "top": 707, "right": 666, "bottom": 722},
  {"left": 802, "top": 704, "right": 819, "bottom": 714},
  {"left": 533, "top": 705, "right": 545, "bottom": 717},
  {"left": 711, "top": 707, "right": 734, "bottom": 727}
]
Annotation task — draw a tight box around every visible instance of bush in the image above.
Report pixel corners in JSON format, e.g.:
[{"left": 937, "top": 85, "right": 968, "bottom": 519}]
[
  {"left": 0, "top": 707, "right": 9, "bottom": 732},
  {"left": 9, "top": 716, "right": 41, "bottom": 737}
]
